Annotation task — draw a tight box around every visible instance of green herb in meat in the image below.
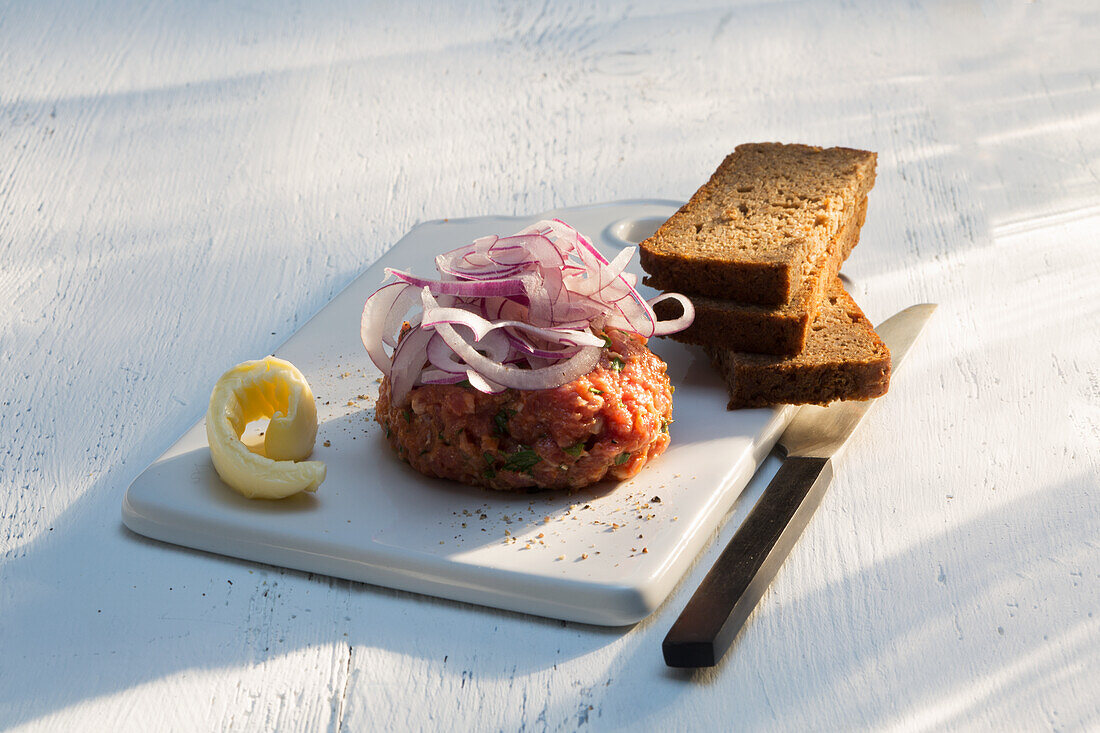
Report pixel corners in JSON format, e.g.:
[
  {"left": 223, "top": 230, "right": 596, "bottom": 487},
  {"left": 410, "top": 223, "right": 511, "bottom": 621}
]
[
  {"left": 503, "top": 446, "right": 541, "bottom": 474},
  {"left": 563, "top": 442, "right": 585, "bottom": 457},
  {"left": 493, "top": 407, "right": 516, "bottom": 436}
]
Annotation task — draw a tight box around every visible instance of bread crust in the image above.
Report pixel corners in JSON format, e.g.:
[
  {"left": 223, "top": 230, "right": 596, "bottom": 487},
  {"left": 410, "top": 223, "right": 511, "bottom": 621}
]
[
  {"left": 655, "top": 196, "right": 868, "bottom": 355},
  {"left": 704, "top": 280, "right": 891, "bottom": 408},
  {"left": 640, "top": 143, "right": 877, "bottom": 306}
]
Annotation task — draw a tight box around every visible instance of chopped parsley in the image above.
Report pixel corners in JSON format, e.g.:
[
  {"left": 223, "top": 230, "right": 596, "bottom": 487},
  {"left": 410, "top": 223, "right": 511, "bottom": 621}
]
[
  {"left": 614, "top": 452, "right": 631, "bottom": 465},
  {"left": 589, "top": 387, "right": 603, "bottom": 395},
  {"left": 563, "top": 442, "right": 585, "bottom": 457},
  {"left": 493, "top": 407, "right": 516, "bottom": 435},
  {"left": 502, "top": 446, "right": 541, "bottom": 474},
  {"left": 609, "top": 356, "right": 624, "bottom": 372},
  {"left": 481, "top": 452, "right": 498, "bottom": 479}
]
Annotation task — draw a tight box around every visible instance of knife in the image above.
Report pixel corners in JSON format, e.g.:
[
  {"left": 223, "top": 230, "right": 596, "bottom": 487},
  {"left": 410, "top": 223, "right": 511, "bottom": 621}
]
[{"left": 662, "top": 303, "right": 937, "bottom": 668}]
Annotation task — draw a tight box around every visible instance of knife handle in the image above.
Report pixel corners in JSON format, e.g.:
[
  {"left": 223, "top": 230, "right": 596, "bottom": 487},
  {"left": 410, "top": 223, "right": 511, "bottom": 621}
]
[{"left": 663, "top": 455, "right": 834, "bottom": 668}]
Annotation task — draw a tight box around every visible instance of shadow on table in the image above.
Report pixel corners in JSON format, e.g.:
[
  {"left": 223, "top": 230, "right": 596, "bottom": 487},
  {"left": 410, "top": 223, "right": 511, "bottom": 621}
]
[
  {"left": 1, "top": 433, "right": 1094, "bottom": 730},
  {"left": 586, "top": 471, "right": 1098, "bottom": 729}
]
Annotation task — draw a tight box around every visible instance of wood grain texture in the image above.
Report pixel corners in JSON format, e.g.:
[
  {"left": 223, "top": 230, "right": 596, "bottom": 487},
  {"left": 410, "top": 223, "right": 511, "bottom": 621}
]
[{"left": 1, "top": 0, "right": 1098, "bottom": 730}]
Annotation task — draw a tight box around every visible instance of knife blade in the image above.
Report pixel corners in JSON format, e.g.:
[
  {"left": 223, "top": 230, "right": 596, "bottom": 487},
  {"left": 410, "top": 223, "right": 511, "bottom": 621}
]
[{"left": 662, "top": 303, "right": 937, "bottom": 668}]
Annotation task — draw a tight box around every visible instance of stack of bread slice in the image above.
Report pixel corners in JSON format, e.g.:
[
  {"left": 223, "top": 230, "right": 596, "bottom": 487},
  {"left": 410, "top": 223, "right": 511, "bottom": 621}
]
[{"left": 640, "top": 143, "right": 891, "bottom": 409}]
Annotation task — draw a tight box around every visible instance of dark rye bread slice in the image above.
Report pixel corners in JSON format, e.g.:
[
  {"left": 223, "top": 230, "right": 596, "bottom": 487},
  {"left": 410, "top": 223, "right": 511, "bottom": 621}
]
[
  {"left": 640, "top": 143, "right": 877, "bottom": 306},
  {"left": 705, "top": 280, "right": 891, "bottom": 409},
  {"left": 655, "top": 195, "right": 868, "bottom": 355}
]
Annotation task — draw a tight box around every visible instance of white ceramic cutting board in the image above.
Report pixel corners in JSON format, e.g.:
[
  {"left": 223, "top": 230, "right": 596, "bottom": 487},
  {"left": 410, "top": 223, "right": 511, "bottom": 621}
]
[{"left": 122, "top": 201, "right": 792, "bottom": 626}]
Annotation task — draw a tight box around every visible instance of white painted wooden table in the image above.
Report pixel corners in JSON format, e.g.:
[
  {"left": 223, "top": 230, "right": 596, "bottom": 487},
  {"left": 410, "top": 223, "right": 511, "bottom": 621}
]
[{"left": 2, "top": 2, "right": 1098, "bottom": 730}]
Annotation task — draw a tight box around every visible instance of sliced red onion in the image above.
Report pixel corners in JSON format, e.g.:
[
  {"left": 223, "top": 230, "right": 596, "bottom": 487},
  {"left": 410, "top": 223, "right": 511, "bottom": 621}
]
[
  {"left": 430, "top": 312, "right": 601, "bottom": 392},
  {"left": 465, "top": 370, "right": 506, "bottom": 394},
  {"left": 492, "top": 234, "right": 564, "bottom": 268},
  {"left": 418, "top": 368, "right": 467, "bottom": 385},
  {"left": 385, "top": 268, "right": 530, "bottom": 298},
  {"left": 421, "top": 307, "right": 604, "bottom": 348},
  {"left": 360, "top": 218, "right": 693, "bottom": 402},
  {"left": 476, "top": 329, "right": 512, "bottom": 361},
  {"left": 426, "top": 328, "right": 511, "bottom": 374},
  {"left": 426, "top": 332, "right": 467, "bottom": 374},
  {"left": 381, "top": 284, "right": 421, "bottom": 349},
  {"left": 387, "top": 323, "right": 434, "bottom": 405},
  {"left": 648, "top": 292, "right": 696, "bottom": 336},
  {"left": 503, "top": 329, "right": 583, "bottom": 360},
  {"left": 361, "top": 282, "right": 412, "bottom": 372}
]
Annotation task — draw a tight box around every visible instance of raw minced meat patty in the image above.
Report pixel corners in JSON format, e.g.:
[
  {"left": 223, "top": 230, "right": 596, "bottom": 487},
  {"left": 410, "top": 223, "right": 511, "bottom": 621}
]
[{"left": 374, "top": 328, "right": 674, "bottom": 490}]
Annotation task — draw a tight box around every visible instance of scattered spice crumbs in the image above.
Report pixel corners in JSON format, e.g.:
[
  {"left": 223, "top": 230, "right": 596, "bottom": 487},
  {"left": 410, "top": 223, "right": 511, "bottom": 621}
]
[{"left": 428, "top": 486, "right": 672, "bottom": 562}]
